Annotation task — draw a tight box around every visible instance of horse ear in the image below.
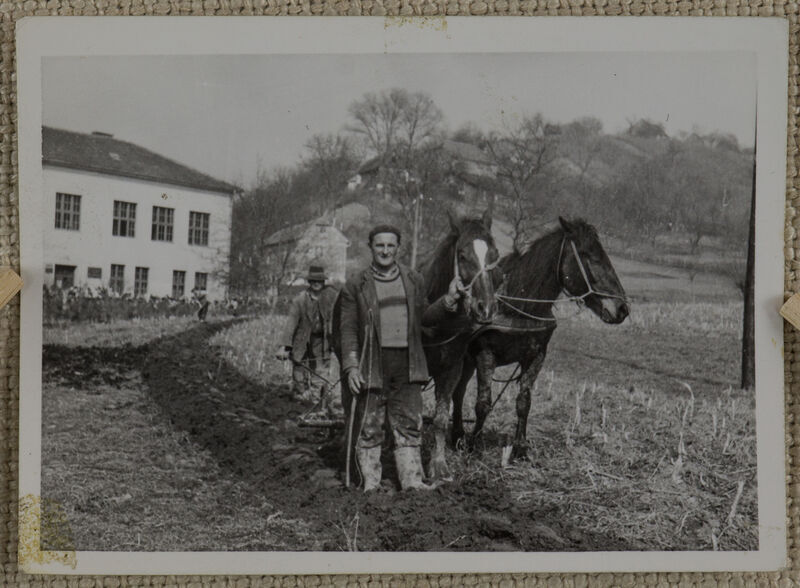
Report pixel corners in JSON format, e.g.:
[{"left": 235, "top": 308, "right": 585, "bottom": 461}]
[
  {"left": 481, "top": 208, "right": 493, "bottom": 231},
  {"left": 446, "top": 208, "right": 460, "bottom": 232},
  {"left": 559, "top": 216, "right": 573, "bottom": 235}
]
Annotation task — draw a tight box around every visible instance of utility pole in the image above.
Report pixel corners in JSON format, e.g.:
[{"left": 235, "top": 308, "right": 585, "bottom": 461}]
[{"left": 741, "top": 145, "right": 756, "bottom": 390}]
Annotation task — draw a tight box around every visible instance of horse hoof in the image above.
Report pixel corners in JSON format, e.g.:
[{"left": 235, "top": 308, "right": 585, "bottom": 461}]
[
  {"left": 511, "top": 445, "right": 529, "bottom": 462},
  {"left": 467, "top": 434, "right": 484, "bottom": 453},
  {"left": 450, "top": 427, "right": 466, "bottom": 448}
]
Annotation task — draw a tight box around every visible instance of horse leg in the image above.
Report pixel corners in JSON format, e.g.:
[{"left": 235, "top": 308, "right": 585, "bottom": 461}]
[
  {"left": 451, "top": 357, "right": 474, "bottom": 450},
  {"left": 512, "top": 354, "right": 545, "bottom": 461},
  {"left": 470, "top": 351, "right": 494, "bottom": 451},
  {"left": 429, "top": 366, "right": 460, "bottom": 481}
]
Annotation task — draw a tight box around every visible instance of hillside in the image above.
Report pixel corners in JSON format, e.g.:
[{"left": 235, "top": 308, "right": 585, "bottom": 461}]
[{"left": 231, "top": 121, "right": 754, "bottom": 295}]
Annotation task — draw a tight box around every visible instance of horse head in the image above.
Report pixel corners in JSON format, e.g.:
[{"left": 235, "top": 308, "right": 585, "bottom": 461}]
[
  {"left": 557, "top": 217, "right": 629, "bottom": 324},
  {"left": 423, "top": 208, "right": 499, "bottom": 325}
]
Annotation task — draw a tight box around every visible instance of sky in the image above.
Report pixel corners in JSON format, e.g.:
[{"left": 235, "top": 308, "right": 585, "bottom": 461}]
[{"left": 43, "top": 52, "right": 756, "bottom": 189}]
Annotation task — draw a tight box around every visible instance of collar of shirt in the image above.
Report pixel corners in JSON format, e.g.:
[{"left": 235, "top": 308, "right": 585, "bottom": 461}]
[{"left": 370, "top": 262, "right": 400, "bottom": 281}]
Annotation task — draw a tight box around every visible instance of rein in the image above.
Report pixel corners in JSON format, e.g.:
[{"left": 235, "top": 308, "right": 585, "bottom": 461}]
[{"left": 495, "top": 237, "right": 628, "bottom": 320}]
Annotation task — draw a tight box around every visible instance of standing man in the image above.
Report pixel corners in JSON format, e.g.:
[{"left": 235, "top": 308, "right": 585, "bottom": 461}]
[
  {"left": 339, "top": 224, "right": 463, "bottom": 491},
  {"left": 192, "top": 287, "right": 210, "bottom": 321},
  {"left": 277, "top": 263, "right": 338, "bottom": 404}
]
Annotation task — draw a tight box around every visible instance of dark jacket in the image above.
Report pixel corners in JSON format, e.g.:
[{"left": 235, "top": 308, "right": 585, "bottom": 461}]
[
  {"left": 280, "top": 286, "right": 338, "bottom": 362},
  {"left": 338, "top": 264, "right": 453, "bottom": 389}
]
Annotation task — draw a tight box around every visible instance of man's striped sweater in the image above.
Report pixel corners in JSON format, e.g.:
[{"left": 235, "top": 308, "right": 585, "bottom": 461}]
[{"left": 372, "top": 264, "right": 409, "bottom": 348}]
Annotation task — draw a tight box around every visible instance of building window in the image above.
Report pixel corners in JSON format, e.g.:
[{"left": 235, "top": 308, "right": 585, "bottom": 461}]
[
  {"left": 172, "top": 270, "right": 186, "bottom": 298},
  {"left": 188, "top": 212, "right": 210, "bottom": 246},
  {"left": 54, "top": 265, "right": 76, "bottom": 289},
  {"left": 113, "top": 201, "right": 136, "bottom": 237},
  {"left": 194, "top": 272, "right": 208, "bottom": 292},
  {"left": 151, "top": 206, "right": 174, "bottom": 242},
  {"left": 87, "top": 267, "right": 102, "bottom": 279},
  {"left": 134, "top": 267, "right": 149, "bottom": 297},
  {"left": 110, "top": 264, "right": 125, "bottom": 294},
  {"left": 55, "top": 193, "right": 81, "bottom": 231}
]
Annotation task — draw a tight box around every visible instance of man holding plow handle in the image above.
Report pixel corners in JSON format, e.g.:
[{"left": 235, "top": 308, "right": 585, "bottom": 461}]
[{"left": 339, "top": 224, "right": 464, "bottom": 491}]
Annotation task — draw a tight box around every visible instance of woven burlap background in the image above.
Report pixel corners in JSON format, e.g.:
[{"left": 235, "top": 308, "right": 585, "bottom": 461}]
[{"left": 1, "top": 8, "right": 797, "bottom": 587}]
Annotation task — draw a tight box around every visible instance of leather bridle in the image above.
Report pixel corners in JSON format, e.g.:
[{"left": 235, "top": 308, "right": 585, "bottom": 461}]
[{"left": 495, "top": 236, "right": 628, "bottom": 321}]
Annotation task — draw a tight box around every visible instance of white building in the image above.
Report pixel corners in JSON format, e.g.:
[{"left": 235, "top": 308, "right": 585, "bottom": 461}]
[{"left": 42, "top": 127, "right": 237, "bottom": 300}]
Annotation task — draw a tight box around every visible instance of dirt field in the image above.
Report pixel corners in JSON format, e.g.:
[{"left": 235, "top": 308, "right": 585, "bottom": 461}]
[
  {"left": 40, "top": 270, "right": 757, "bottom": 553},
  {"left": 43, "top": 319, "right": 640, "bottom": 552}
]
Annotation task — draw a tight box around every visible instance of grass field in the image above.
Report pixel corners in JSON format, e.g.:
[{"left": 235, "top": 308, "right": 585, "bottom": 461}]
[{"left": 207, "top": 297, "right": 755, "bottom": 551}]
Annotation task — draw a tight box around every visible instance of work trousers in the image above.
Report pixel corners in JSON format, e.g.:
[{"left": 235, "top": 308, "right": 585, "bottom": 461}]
[
  {"left": 292, "top": 334, "right": 329, "bottom": 397},
  {"left": 356, "top": 347, "right": 423, "bottom": 450}
]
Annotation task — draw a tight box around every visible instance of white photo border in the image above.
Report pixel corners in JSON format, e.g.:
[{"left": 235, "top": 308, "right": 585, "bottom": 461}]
[{"left": 17, "top": 16, "right": 789, "bottom": 575}]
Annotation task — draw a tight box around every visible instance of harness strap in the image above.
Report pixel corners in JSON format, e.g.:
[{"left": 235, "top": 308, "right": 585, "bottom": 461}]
[
  {"left": 496, "top": 296, "right": 558, "bottom": 322},
  {"left": 564, "top": 239, "right": 629, "bottom": 303},
  {"left": 454, "top": 246, "right": 501, "bottom": 294}
]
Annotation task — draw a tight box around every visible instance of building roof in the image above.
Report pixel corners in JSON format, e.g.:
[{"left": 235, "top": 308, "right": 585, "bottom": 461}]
[
  {"left": 357, "top": 155, "right": 384, "bottom": 176},
  {"left": 42, "top": 126, "right": 239, "bottom": 195},
  {"left": 440, "top": 139, "right": 493, "bottom": 165},
  {"left": 357, "top": 140, "right": 492, "bottom": 175}
]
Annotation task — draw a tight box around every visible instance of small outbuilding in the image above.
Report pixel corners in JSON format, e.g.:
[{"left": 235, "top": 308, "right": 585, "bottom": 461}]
[{"left": 263, "top": 221, "right": 350, "bottom": 286}]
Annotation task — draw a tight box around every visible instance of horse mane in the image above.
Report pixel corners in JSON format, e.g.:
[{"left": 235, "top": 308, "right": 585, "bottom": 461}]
[
  {"left": 423, "top": 230, "right": 457, "bottom": 303},
  {"left": 503, "top": 218, "right": 598, "bottom": 298},
  {"left": 566, "top": 218, "right": 600, "bottom": 243},
  {"left": 422, "top": 217, "right": 493, "bottom": 303}
]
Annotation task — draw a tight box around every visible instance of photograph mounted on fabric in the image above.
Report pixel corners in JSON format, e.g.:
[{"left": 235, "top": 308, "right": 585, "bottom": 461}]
[{"left": 16, "top": 16, "right": 788, "bottom": 575}]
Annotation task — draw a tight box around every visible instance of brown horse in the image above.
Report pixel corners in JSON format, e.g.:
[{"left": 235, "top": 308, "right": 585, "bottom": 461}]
[
  {"left": 420, "top": 209, "right": 501, "bottom": 480},
  {"left": 447, "top": 217, "right": 629, "bottom": 468},
  {"left": 332, "top": 210, "right": 500, "bottom": 486}
]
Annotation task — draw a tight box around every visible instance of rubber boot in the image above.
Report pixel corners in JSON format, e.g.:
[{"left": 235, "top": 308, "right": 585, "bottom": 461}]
[
  {"left": 356, "top": 446, "right": 382, "bottom": 491},
  {"left": 395, "top": 446, "right": 434, "bottom": 491}
]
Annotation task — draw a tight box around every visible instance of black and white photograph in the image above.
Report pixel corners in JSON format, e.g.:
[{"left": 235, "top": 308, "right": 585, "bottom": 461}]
[{"left": 17, "top": 17, "right": 787, "bottom": 575}]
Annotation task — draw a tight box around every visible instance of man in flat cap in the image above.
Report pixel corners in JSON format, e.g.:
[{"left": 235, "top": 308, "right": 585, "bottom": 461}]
[
  {"left": 277, "top": 263, "right": 338, "bottom": 404},
  {"left": 338, "top": 224, "right": 463, "bottom": 491}
]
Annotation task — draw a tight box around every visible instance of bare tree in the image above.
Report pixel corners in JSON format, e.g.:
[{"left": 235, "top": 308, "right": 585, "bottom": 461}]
[
  {"left": 486, "top": 113, "right": 558, "bottom": 251},
  {"left": 347, "top": 88, "right": 445, "bottom": 268},
  {"left": 302, "top": 133, "right": 358, "bottom": 214},
  {"left": 346, "top": 88, "right": 443, "bottom": 157},
  {"left": 560, "top": 117, "right": 604, "bottom": 212},
  {"left": 229, "top": 168, "right": 298, "bottom": 294}
]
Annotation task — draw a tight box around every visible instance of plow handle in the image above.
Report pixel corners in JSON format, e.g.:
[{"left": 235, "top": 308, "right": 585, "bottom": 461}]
[{"left": 345, "top": 395, "right": 357, "bottom": 488}]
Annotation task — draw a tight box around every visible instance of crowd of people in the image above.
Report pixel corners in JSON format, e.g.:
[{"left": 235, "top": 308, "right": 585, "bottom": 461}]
[{"left": 42, "top": 284, "right": 258, "bottom": 324}]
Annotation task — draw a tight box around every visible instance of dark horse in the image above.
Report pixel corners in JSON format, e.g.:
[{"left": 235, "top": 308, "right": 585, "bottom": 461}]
[
  {"left": 446, "top": 217, "right": 629, "bottom": 468},
  {"left": 333, "top": 210, "right": 499, "bottom": 486}
]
